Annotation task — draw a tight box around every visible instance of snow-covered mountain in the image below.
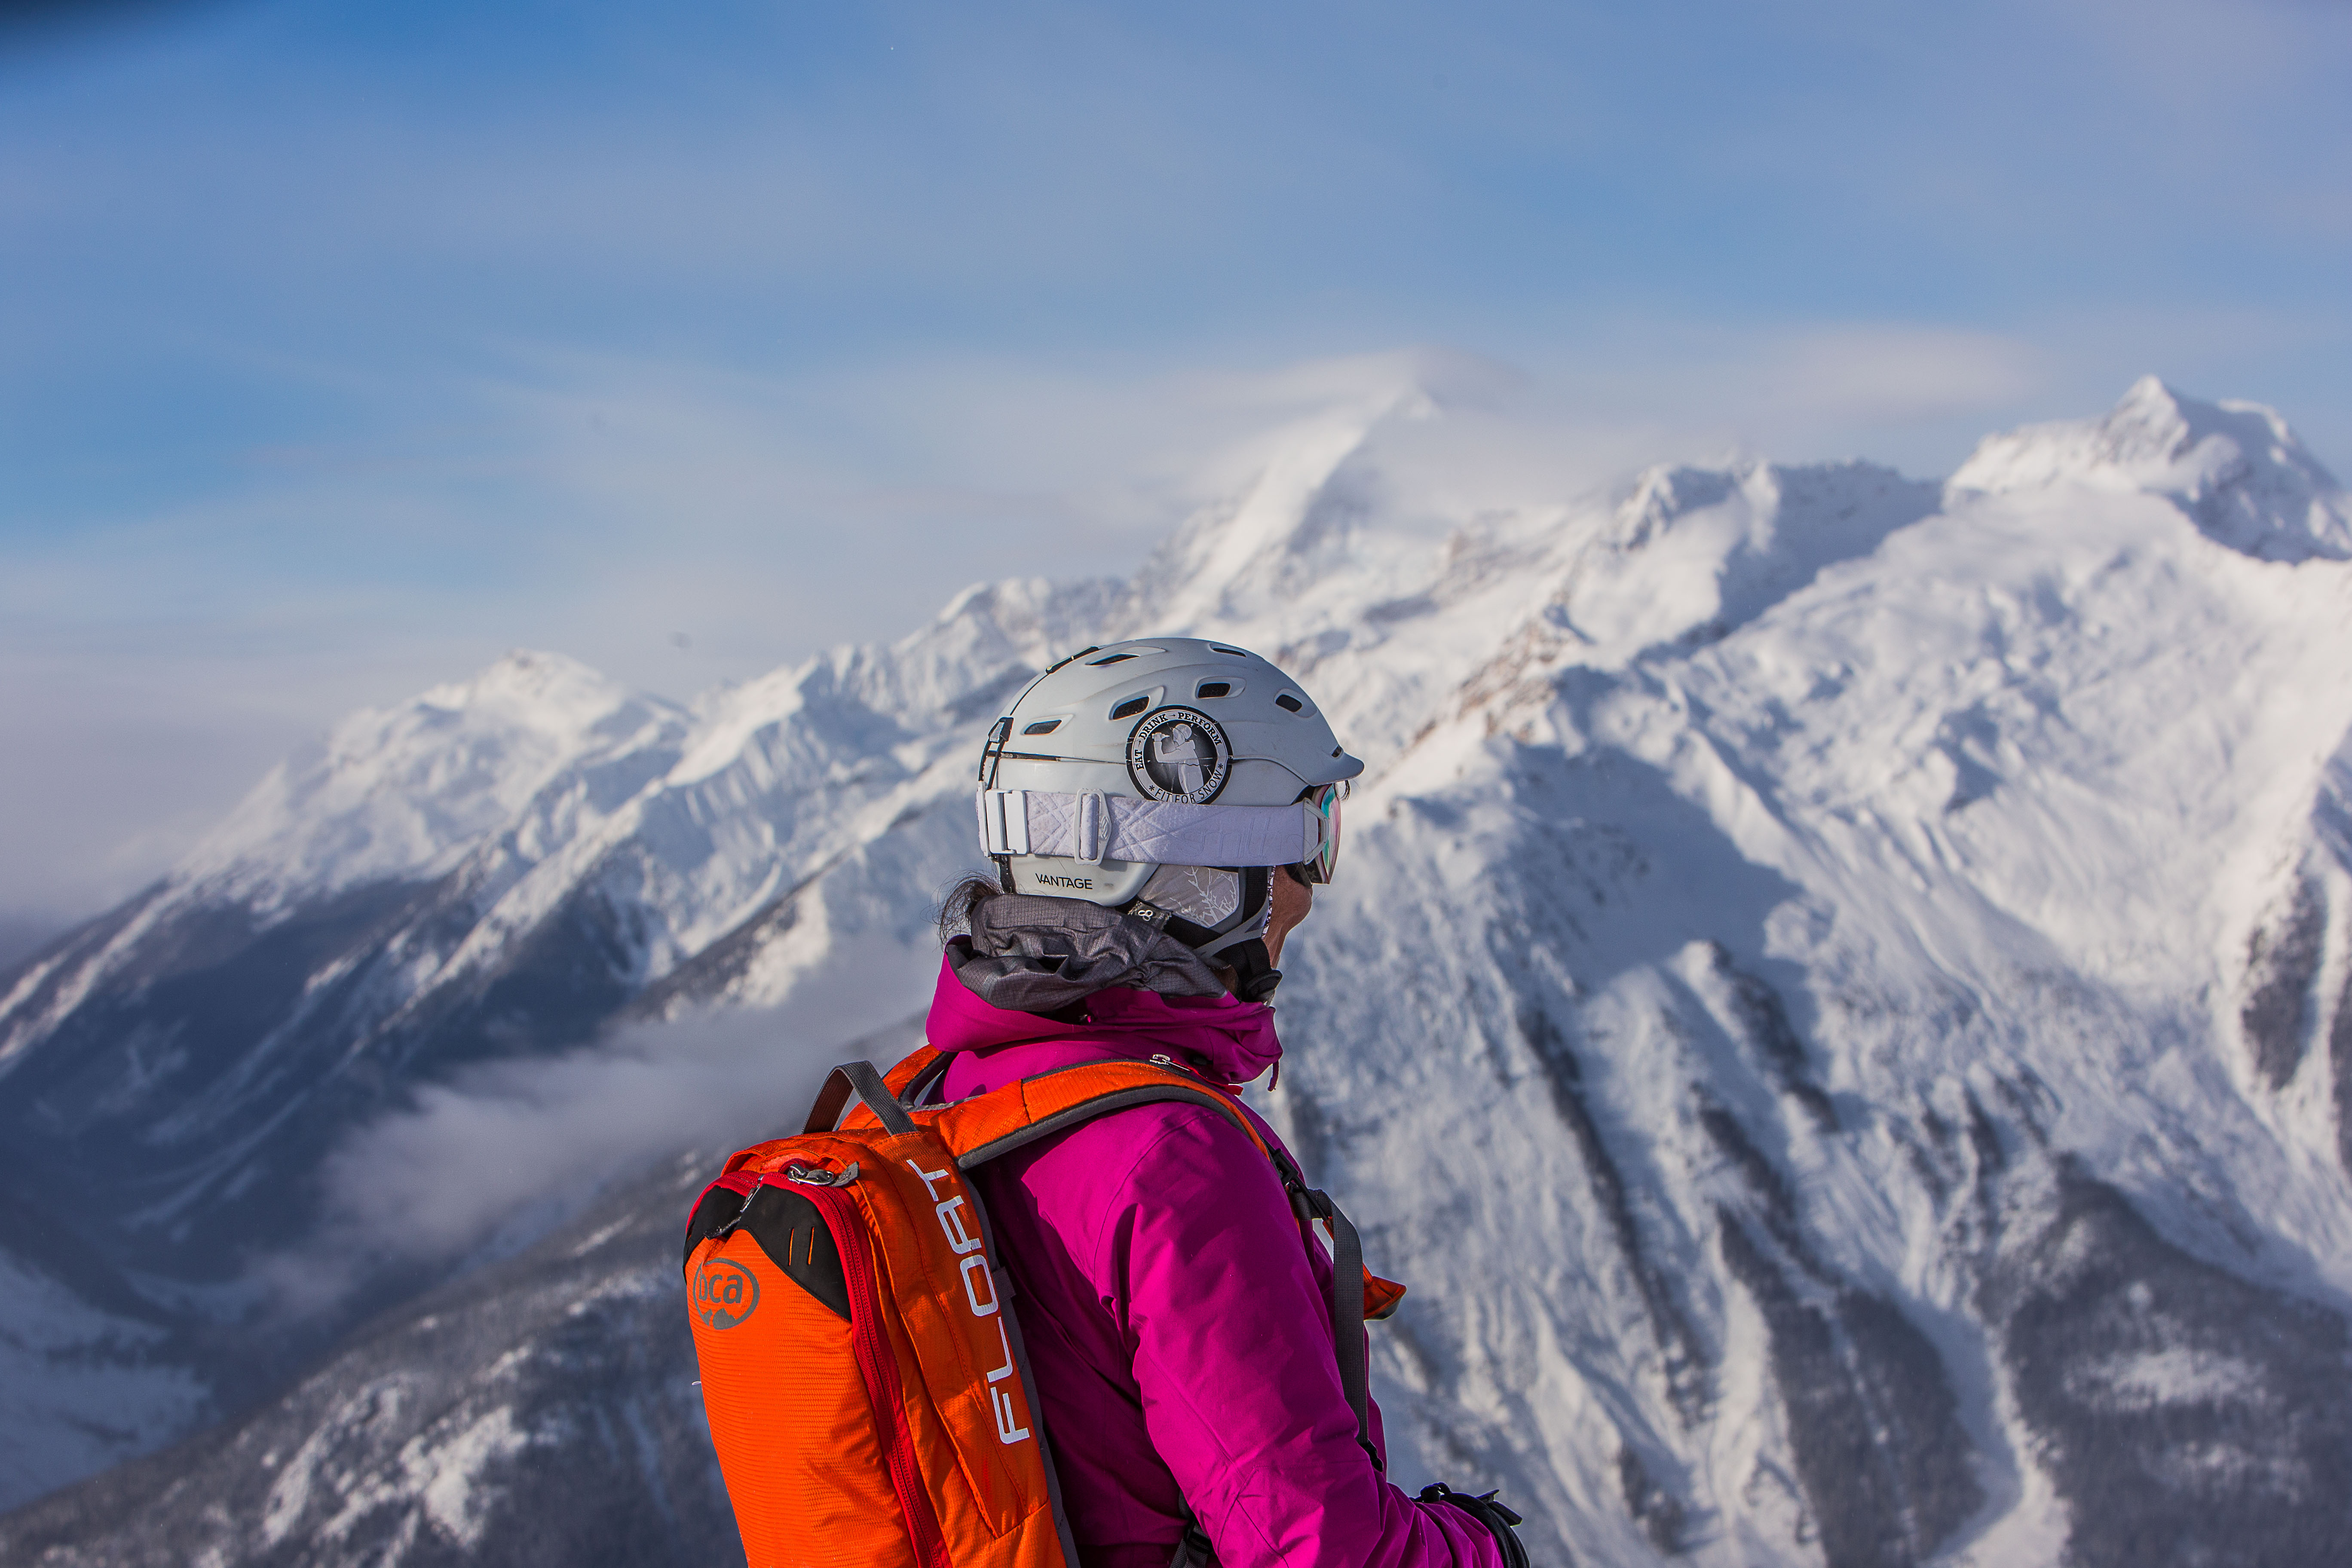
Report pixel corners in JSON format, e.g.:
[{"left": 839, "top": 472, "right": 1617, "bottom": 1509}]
[{"left": 6, "top": 377, "right": 2352, "bottom": 1567}]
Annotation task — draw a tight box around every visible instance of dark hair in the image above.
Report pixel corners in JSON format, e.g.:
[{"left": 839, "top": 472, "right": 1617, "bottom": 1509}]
[{"left": 937, "top": 873, "right": 1001, "bottom": 947}]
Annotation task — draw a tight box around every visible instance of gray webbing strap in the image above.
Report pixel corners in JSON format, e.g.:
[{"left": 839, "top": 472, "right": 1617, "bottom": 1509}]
[
  {"left": 1294, "top": 1186, "right": 1372, "bottom": 1453},
  {"left": 1325, "top": 1197, "right": 1372, "bottom": 1451},
  {"left": 803, "top": 1060, "right": 917, "bottom": 1136}
]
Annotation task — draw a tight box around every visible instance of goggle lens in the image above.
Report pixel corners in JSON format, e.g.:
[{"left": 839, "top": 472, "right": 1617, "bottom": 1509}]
[{"left": 1300, "top": 781, "right": 1348, "bottom": 884}]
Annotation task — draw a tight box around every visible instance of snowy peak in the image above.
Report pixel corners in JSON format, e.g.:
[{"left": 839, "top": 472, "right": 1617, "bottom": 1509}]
[
  {"left": 1949, "top": 375, "right": 2352, "bottom": 562},
  {"left": 181, "top": 650, "right": 686, "bottom": 911},
  {"left": 667, "top": 576, "right": 1118, "bottom": 788},
  {"left": 430, "top": 648, "right": 637, "bottom": 719},
  {"left": 1553, "top": 458, "right": 1938, "bottom": 661},
  {"left": 843, "top": 575, "right": 1124, "bottom": 727},
  {"left": 1112, "top": 377, "right": 1460, "bottom": 639}
]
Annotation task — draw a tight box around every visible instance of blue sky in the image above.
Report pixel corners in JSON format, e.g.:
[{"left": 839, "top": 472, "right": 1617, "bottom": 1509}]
[{"left": 3, "top": 0, "right": 2348, "bottom": 924}]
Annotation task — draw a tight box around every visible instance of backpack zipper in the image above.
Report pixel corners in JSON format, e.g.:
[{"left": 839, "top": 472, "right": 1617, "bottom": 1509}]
[{"left": 705, "top": 1160, "right": 863, "bottom": 1243}]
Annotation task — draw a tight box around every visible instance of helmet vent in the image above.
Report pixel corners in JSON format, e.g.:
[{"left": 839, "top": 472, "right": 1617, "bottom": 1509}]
[
  {"left": 1210, "top": 646, "right": 1246, "bottom": 656},
  {"left": 1089, "top": 652, "right": 1139, "bottom": 666},
  {"left": 1021, "top": 719, "right": 1063, "bottom": 735},
  {"left": 1194, "top": 681, "right": 1231, "bottom": 699},
  {"left": 1274, "top": 693, "right": 1304, "bottom": 713},
  {"left": 1110, "top": 696, "right": 1149, "bottom": 720}
]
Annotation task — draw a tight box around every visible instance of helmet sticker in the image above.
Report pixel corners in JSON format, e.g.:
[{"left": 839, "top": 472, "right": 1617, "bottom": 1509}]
[
  {"left": 1126, "top": 707, "right": 1231, "bottom": 803},
  {"left": 1137, "top": 862, "right": 1242, "bottom": 925}
]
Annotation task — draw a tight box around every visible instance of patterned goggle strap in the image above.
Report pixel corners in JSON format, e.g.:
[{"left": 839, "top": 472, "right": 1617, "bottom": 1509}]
[{"left": 977, "top": 788, "right": 1320, "bottom": 869}]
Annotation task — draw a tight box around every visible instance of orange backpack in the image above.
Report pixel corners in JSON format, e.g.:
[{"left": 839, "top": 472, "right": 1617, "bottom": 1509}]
[{"left": 683, "top": 1047, "right": 1404, "bottom": 1568}]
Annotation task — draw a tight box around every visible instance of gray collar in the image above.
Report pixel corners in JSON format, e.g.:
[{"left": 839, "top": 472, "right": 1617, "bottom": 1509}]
[{"left": 952, "top": 894, "right": 1228, "bottom": 1013}]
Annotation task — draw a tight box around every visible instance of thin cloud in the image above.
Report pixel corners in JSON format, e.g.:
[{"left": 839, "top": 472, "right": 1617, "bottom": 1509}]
[{"left": 265, "top": 995, "right": 929, "bottom": 1315}]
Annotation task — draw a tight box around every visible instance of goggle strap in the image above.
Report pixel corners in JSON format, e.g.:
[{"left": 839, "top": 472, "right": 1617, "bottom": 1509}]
[{"left": 977, "top": 787, "right": 1318, "bottom": 868}]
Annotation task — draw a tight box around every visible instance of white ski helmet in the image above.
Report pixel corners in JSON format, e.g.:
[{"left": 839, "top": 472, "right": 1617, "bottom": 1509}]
[{"left": 974, "top": 637, "right": 1363, "bottom": 1000}]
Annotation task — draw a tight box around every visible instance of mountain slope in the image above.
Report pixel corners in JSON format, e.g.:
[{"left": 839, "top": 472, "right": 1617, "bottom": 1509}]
[
  {"left": 1276, "top": 466, "right": 2352, "bottom": 1563},
  {"left": 0, "top": 587, "right": 1107, "bottom": 1506},
  {"left": 0, "top": 1140, "right": 748, "bottom": 1568},
  {"left": 8, "top": 379, "right": 2352, "bottom": 1568}
]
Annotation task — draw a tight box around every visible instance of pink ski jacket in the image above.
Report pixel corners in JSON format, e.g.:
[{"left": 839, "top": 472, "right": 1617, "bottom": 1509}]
[{"left": 925, "top": 950, "right": 1504, "bottom": 1568}]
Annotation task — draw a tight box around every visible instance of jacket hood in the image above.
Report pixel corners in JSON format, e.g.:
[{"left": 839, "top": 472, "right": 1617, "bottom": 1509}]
[{"left": 928, "top": 943, "right": 1283, "bottom": 1086}]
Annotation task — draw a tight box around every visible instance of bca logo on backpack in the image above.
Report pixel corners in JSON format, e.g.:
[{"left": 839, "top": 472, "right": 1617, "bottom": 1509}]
[{"left": 689, "top": 1257, "right": 759, "bottom": 1331}]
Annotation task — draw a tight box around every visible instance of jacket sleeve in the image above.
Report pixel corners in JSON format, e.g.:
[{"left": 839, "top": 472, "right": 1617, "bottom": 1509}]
[{"left": 1083, "top": 1106, "right": 1506, "bottom": 1568}]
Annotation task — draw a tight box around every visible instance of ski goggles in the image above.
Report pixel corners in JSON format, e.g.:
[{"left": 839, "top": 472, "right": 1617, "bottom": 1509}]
[
  {"left": 976, "top": 780, "right": 1351, "bottom": 879},
  {"left": 1296, "top": 780, "right": 1348, "bottom": 885}
]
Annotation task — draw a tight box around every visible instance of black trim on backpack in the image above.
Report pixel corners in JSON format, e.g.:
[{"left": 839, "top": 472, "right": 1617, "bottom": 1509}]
[
  {"left": 683, "top": 1183, "right": 748, "bottom": 1270},
  {"left": 683, "top": 1183, "right": 852, "bottom": 1322}
]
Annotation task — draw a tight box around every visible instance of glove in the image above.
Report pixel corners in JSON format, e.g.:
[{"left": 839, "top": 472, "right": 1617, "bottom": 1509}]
[{"left": 1418, "top": 1482, "right": 1533, "bottom": 1568}]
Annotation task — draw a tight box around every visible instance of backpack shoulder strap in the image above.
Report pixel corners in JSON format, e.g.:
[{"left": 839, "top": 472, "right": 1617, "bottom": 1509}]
[
  {"left": 928, "top": 1059, "right": 1268, "bottom": 1170},
  {"left": 799, "top": 1046, "right": 949, "bottom": 1135},
  {"left": 884, "top": 1045, "right": 950, "bottom": 1100}
]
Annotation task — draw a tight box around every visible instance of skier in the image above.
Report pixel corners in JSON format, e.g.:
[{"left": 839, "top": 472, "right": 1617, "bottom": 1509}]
[{"left": 936, "top": 637, "right": 1530, "bottom": 1568}]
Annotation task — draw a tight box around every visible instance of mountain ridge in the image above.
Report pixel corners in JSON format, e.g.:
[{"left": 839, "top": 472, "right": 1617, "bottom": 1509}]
[{"left": 6, "top": 378, "right": 2352, "bottom": 1565}]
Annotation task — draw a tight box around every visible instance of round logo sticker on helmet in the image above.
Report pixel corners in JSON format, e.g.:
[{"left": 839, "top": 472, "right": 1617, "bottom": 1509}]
[
  {"left": 1126, "top": 707, "right": 1231, "bottom": 803},
  {"left": 692, "top": 1257, "right": 760, "bottom": 1330}
]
